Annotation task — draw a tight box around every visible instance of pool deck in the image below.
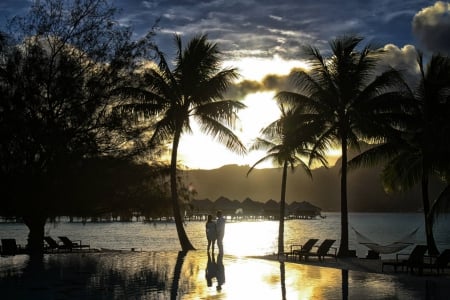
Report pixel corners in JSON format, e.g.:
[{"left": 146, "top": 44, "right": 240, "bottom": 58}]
[{"left": 259, "top": 252, "right": 450, "bottom": 275}]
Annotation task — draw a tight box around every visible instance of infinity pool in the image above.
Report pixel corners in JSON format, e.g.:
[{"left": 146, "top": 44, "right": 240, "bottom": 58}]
[{"left": 0, "top": 251, "right": 448, "bottom": 299}]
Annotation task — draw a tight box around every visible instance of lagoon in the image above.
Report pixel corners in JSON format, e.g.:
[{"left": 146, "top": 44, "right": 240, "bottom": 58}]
[
  {"left": 1, "top": 212, "right": 449, "bottom": 258},
  {"left": 1, "top": 213, "right": 450, "bottom": 299}
]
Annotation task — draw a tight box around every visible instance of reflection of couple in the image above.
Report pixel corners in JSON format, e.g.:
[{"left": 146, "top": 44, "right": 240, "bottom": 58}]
[
  {"left": 205, "top": 252, "right": 225, "bottom": 291},
  {"left": 205, "top": 210, "right": 225, "bottom": 254}
]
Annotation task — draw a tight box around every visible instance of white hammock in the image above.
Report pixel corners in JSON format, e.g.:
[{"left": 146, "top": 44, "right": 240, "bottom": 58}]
[{"left": 352, "top": 226, "right": 419, "bottom": 254}]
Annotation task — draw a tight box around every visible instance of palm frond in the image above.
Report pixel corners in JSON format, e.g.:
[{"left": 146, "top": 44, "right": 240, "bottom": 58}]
[
  {"left": 246, "top": 154, "right": 278, "bottom": 176},
  {"left": 192, "top": 68, "right": 240, "bottom": 103},
  {"left": 193, "top": 99, "right": 246, "bottom": 128},
  {"left": 249, "top": 137, "right": 275, "bottom": 152},
  {"left": 348, "top": 143, "right": 397, "bottom": 171},
  {"left": 196, "top": 114, "right": 247, "bottom": 155},
  {"left": 382, "top": 151, "right": 423, "bottom": 192},
  {"left": 149, "top": 116, "right": 176, "bottom": 146}
]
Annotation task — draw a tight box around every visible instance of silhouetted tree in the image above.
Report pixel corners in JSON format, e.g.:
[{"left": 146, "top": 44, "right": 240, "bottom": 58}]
[
  {"left": 116, "top": 34, "right": 246, "bottom": 251},
  {"left": 276, "top": 35, "right": 409, "bottom": 256},
  {"left": 61, "top": 157, "right": 172, "bottom": 220},
  {"left": 247, "top": 103, "right": 326, "bottom": 257},
  {"left": 0, "top": 0, "right": 156, "bottom": 254},
  {"left": 349, "top": 52, "right": 450, "bottom": 255}
]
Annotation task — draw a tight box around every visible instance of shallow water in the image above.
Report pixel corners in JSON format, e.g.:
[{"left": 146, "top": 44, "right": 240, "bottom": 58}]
[
  {"left": 0, "top": 251, "right": 448, "bottom": 299},
  {"left": 1, "top": 213, "right": 449, "bottom": 259}
]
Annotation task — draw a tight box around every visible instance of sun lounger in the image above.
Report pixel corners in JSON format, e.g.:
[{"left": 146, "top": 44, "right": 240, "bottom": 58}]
[
  {"left": 381, "top": 245, "right": 428, "bottom": 273},
  {"left": 302, "top": 239, "right": 337, "bottom": 261},
  {"left": 44, "top": 236, "right": 68, "bottom": 252},
  {"left": 1, "top": 239, "right": 23, "bottom": 256},
  {"left": 58, "top": 236, "right": 90, "bottom": 251},
  {"left": 422, "top": 249, "right": 450, "bottom": 275},
  {"left": 286, "top": 239, "right": 319, "bottom": 260}
]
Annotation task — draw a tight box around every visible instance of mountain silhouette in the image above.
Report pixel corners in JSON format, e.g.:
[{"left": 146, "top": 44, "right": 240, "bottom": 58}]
[{"left": 182, "top": 161, "right": 445, "bottom": 212}]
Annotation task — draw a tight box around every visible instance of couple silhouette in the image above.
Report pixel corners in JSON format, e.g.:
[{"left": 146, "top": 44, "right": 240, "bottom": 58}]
[
  {"left": 205, "top": 252, "right": 225, "bottom": 291},
  {"left": 206, "top": 211, "right": 225, "bottom": 254}
]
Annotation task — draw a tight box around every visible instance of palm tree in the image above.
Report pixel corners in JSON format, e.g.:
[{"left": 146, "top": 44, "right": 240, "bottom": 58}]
[
  {"left": 276, "top": 35, "right": 409, "bottom": 256},
  {"left": 349, "top": 52, "right": 450, "bottom": 255},
  {"left": 247, "top": 103, "right": 327, "bottom": 257},
  {"left": 118, "top": 35, "right": 246, "bottom": 251}
]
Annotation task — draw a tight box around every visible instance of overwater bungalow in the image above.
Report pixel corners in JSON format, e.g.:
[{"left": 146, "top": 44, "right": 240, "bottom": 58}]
[
  {"left": 287, "top": 201, "right": 323, "bottom": 219},
  {"left": 188, "top": 198, "right": 324, "bottom": 220}
]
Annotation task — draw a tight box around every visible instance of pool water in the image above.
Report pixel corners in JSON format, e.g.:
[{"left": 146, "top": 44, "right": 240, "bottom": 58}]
[{"left": 0, "top": 251, "right": 448, "bottom": 299}]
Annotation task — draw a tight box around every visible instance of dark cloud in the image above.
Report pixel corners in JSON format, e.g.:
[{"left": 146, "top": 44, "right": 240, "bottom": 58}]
[
  {"left": 412, "top": 1, "right": 450, "bottom": 54},
  {"left": 226, "top": 71, "right": 306, "bottom": 99},
  {"left": 107, "top": 0, "right": 434, "bottom": 60},
  {"left": 2, "top": 1, "right": 438, "bottom": 75}
]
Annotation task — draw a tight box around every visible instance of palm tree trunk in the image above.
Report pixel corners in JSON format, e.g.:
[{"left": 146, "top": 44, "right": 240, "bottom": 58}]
[
  {"left": 278, "top": 161, "right": 288, "bottom": 256},
  {"left": 422, "top": 174, "right": 439, "bottom": 255},
  {"left": 23, "top": 215, "right": 47, "bottom": 256},
  {"left": 170, "top": 129, "right": 195, "bottom": 251},
  {"left": 338, "top": 136, "right": 349, "bottom": 257}
]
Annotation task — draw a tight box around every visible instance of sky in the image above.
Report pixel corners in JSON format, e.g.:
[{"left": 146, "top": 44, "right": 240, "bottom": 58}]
[{"left": 1, "top": 0, "right": 450, "bottom": 170}]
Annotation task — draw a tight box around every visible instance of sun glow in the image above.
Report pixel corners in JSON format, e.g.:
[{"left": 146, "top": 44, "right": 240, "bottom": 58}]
[
  {"left": 178, "top": 91, "right": 280, "bottom": 170},
  {"left": 176, "top": 55, "right": 318, "bottom": 170}
]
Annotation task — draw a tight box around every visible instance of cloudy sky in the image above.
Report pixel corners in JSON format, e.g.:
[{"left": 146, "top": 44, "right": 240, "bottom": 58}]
[
  {"left": 1, "top": 1, "right": 450, "bottom": 169},
  {"left": 115, "top": 0, "right": 450, "bottom": 58}
]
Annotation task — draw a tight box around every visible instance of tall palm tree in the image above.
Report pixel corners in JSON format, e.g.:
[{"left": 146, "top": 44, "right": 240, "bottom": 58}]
[
  {"left": 276, "top": 35, "right": 409, "bottom": 256},
  {"left": 247, "top": 103, "right": 327, "bottom": 257},
  {"left": 118, "top": 34, "right": 246, "bottom": 251},
  {"left": 349, "top": 52, "right": 450, "bottom": 255}
]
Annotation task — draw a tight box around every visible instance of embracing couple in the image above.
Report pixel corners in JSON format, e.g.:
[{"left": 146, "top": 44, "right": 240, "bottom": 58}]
[{"left": 205, "top": 210, "right": 225, "bottom": 254}]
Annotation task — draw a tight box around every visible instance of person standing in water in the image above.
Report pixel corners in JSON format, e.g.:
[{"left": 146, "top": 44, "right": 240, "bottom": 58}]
[
  {"left": 205, "top": 214, "right": 217, "bottom": 252},
  {"left": 216, "top": 210, "right": 225, "bottom": 254}
]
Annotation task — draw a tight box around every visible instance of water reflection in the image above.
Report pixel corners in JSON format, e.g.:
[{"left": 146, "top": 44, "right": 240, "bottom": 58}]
[
  {"left": 280, "top": 262, "right": 286, "bottom": 300},
  {"left": 171, "top": 251, "right": 186, "bottom": 300},
  {"left": 217, "top": 253, "right": 225, "bottom": 290},
  {"left": 205, "top": 252, "right": 226, "bottom": 291},
  {"left": 0, "top": 251, "right": 448, "bottom": 299},
  {"left": 342, "top": 269, "right": 348, "bottom": 300}
]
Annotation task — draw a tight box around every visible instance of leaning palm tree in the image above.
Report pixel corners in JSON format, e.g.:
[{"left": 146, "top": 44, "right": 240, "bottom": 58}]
[
  {"left": 247, "top": 103, "right": 327, "bottom": 257},
  {"left": 276, "top": 35, "right": 409, "bottom": 256},
  {"left": 349, "top": 52, "right": 450, "bottom": 255},
  {"left": 118, "top": 34, "right": 246, "bottom": 251}
]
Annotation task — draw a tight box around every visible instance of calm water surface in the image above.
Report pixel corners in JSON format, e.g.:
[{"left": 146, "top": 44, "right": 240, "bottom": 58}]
[
  {"left": 1, "top": 213, "right": 450, "bottom": 299},
  {"left": 2, "top": 213, "right": 449, "bottom": 258},
  {"left": 1, "top": 251, "right": 448, "bottom": 299}
]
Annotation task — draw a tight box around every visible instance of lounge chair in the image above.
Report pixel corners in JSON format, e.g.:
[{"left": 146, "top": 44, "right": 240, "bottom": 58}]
[
  {"left": 44, "top": 236, "right": 68, "bottom": 252},
  {"left": 302, "top": 239, "right": 337, "bottom": 261},
  {"left": 1, "top": 239, "right": 23, "bottom": 256},
  {"left": 381, "top": 245, "right": 428, "bottom": 273},
  {"left": 422, "top": 249, "right": 450, "bottom": 275},
  {"left": 58, "top": 236, "right": 90, "bottom": 251},
  {"left": 286, "top": 239, "right": 319, "bottom": 260}
]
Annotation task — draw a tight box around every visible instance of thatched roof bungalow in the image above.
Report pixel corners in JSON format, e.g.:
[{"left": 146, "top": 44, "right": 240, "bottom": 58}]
[
  {"left": 288, "top": 201, "right": 322, "bottom": 219},
  {"left": 188, "top": 198, "right": 323, "bottom": 220}
]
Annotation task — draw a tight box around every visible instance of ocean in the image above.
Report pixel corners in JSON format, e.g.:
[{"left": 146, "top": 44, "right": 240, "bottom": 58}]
[{"left": 1, "top": 212, "right": 449, "bottom": 258}]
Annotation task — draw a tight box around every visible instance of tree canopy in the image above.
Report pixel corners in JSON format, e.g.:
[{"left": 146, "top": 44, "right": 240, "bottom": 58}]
[{"left": 0, "top": 0, "right": 159, "bottom": 253}]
